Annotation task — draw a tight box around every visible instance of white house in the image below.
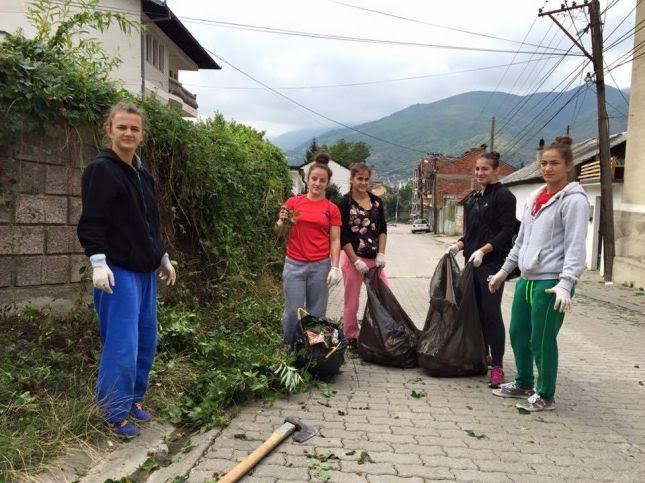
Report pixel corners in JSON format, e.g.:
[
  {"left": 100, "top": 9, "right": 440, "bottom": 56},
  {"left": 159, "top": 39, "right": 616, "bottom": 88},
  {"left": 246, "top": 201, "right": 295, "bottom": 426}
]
[
  {"left": 501, "top": 133, "right": 627, "bottom": 272},
  {"left": 288, "top": 164, "right": 306, "bottom": 195},
  {"left": 2, "top": 0, "right": 220, "bottom": 117},
  {"left": 301, "top": 160, "right": 351, "bottom": 195}
]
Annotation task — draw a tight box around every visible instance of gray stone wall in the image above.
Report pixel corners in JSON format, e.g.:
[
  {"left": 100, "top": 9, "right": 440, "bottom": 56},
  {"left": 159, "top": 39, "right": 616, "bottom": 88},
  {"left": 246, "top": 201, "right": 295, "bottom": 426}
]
[{"left": 0, "top": 126, "right": 97, "bottom": 310}]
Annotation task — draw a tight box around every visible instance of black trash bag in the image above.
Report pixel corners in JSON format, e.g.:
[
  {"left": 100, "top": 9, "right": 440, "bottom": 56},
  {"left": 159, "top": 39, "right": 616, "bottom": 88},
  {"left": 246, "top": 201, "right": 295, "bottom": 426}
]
[
  {"left": 358, "top": 267, "right": 420, "bottom": 368},
  {"left": 292, "top": 309, "right": 346, "bottom": 380},
  {"left": 417, "top": 254, "right": 487, "bottom": 377}
]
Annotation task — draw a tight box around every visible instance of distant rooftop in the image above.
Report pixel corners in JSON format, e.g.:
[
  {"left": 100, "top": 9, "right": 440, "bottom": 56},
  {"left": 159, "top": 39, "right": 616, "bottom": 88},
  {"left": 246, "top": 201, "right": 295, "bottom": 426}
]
[{"left": 501, "top": 132, "right": 627, "bottom": 186}]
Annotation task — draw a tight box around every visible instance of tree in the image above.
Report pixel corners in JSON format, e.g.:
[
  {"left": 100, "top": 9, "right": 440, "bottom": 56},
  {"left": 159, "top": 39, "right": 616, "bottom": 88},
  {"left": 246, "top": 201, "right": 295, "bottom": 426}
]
[
  {"left": 325, "top": 183, "right": 342, "bottom": 205},
  {"left": 383, "top": 182, "right": 413, "bottom": 221},
  {"left": 321, "top": 139, "right": 371, "bottom": 168},
  {"left": 305, "top": 137, "right": 319, "bottom": 163}
]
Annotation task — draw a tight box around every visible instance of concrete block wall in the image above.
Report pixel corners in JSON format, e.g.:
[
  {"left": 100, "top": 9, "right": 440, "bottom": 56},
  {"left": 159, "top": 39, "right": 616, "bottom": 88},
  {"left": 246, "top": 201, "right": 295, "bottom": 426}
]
[{"left": 0, "top": 126, "right": 98, "bottom": 310}]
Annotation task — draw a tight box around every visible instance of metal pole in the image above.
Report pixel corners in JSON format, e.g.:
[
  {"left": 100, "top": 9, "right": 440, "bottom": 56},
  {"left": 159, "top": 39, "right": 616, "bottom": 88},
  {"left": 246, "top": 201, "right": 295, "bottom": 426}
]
[
  {"left": 432, "top": 158, "right": 438, "bottom": 233},
  {"left": 490, "top": 116, "right": 496, "bottom": 152}
]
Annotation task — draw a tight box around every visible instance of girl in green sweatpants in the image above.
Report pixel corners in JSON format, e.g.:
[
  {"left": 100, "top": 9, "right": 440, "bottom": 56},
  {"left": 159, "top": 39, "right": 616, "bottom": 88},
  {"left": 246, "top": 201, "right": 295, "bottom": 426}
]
[
  {"left": 510, "top": 279, "right": 574, "bottom": 402},
  {"left": 487, "top": 136, "right": 590, "bottom": 412}
]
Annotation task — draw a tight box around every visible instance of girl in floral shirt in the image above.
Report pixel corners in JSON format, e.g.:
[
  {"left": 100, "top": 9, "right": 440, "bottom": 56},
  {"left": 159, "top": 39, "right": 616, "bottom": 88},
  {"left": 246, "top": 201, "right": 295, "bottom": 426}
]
[{"left": 338, "top": 163, "right": 389, "bottom": 349}]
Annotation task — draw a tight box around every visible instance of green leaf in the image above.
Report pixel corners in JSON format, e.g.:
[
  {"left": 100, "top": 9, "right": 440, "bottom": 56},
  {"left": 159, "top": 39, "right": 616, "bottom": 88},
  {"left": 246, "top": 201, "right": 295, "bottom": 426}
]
[
  {"left": 465, "top": 430, "right": 487, "bottom": 439},
  {"left": 312, "top": 466, "right": 331, "bottom": 481},
  {"left": 140, "top": 457, "right": 159, "bottom": 472},
  {"left": 410, "top": 389, "right": 426, "bottom": 399},
  {"left": 358, "top": 451, "right": 373, "bottom": 464}
]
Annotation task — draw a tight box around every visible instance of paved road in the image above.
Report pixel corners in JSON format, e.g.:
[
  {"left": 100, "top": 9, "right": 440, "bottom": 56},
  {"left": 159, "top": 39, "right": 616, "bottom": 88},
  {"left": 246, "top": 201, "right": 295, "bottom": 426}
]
[{"left": 188, "top": 225, "right": 645, "bottom": 482}]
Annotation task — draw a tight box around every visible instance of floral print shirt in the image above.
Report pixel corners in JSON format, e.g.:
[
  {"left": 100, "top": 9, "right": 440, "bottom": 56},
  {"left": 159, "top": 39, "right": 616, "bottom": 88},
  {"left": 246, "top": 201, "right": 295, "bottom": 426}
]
[{"left": 338, "top": 192, "right": 387, "bottom": 259}]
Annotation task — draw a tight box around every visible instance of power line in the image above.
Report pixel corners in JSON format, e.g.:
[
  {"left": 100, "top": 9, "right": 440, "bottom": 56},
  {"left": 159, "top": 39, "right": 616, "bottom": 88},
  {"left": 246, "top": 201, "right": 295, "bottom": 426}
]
[
  {"left": 179, "top": 16, "right": 583, "bottom": 56},
  {"left": 604, "top": 59, "right": 630, "bottom": 107},
  {"left": 500, "top": 58, "right": 589, "bottom": 153},
  {"left": 505, "top": 73, "right": 589, "bottom": 157},
  {"left": 181, "top": 56, "right": 561, "bottom": 91},
  {"left": 327, "top": 0, "right": 571, "bottom": 51},
  {"left": 202, "top": 48, "right": 427, "bottom": 156}
]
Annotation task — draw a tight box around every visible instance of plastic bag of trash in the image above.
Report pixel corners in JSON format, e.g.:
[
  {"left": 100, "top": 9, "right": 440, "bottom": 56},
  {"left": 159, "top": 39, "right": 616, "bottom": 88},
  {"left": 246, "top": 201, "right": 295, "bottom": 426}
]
[
  {"left": 417, "top": 254, "right": 487, "bottom": 377},
  {"left": 292, "top": 309, "right": 346, "bottom": 380},
  {"left": 358, "top": 268, "right": 420, "bottom": 368}
]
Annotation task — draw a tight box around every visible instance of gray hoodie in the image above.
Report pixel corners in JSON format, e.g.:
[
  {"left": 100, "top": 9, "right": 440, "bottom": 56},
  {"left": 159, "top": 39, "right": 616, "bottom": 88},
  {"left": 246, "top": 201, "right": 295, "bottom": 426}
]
[{"left": 501, "top": 182, "right": 591, "bottom": 293}]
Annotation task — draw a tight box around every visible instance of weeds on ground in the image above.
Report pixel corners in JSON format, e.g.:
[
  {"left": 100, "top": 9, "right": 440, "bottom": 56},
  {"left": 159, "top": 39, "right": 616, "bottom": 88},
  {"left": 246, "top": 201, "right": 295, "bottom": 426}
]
[{"left": 0, "top": 278, "right": 306, "bottom": 479}]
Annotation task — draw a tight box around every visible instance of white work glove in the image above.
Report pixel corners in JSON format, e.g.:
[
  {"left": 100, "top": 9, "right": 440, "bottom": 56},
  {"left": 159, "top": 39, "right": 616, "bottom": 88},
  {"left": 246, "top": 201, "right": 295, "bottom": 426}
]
[
  {"left": 158, "top": 253, "right": 177, "bottom": 286},
  {"left": 487, "top": 269, "right": 508, "bottom": 293},
  {"left": 326, "top": 266, "right": 342, "bottom": 287},
  {"left": 353, "top": 259, "right": 369, "bottom": 274},
  {"left": 375, "top": 253, "right": 386, "bottom": 268},
  {"left": 468, "top": 249, "right": 485, "bottom": 268},
  {"left": 90, "top": 254, "right": 114, "bottom": 294},
  {"left": 545, "top": 286, "right": 572, "bottom": 313},
  {"left": 445, "top": 244, "right": 460, "bottom": 256}
]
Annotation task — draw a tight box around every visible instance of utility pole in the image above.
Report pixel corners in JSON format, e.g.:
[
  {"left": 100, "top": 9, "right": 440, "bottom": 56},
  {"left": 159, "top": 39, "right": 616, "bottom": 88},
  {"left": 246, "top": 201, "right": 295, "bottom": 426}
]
[
  {"left": 394, "top": 189, "right": 399, "bottom": 224},
  {"left": 539, "top": 0, "right": 615, "bottom": 281},
  {"left": 417, "top": 164, "right": 424, "bottom": 219},
  {"left": 490, "top": 116, "right": 496, "bottom": 152},
  {"left": 432, "top": 157, "right": 439, "bottom": 233}
]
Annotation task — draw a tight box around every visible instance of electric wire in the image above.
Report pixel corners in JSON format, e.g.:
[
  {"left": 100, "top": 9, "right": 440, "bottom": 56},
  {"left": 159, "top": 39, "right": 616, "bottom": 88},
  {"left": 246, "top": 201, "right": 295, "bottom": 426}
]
[
  {"left": 327, "top": 0, "right": 570, "bottom": 51},
  {"left": 202, "top": 48, "right": 428, "bottom": 156},
  {"left": 180, "top": 56, "right": 561, "bottom": 91}
]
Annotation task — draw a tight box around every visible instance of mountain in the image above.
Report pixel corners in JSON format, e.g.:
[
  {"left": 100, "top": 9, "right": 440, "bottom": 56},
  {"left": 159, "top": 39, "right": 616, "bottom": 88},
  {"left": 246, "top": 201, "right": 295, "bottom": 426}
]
[
  {"left": 288, "top": 86, "right": 629, "bottom": 179},
  {"left": 269, "top": 127, "right": 328, "bottom": 153}
]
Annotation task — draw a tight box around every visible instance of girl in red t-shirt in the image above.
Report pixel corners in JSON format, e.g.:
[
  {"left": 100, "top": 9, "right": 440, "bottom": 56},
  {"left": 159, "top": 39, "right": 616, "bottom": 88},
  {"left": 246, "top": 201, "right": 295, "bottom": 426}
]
[{"left": 277, "top": 152, "right": 342, "bottom": 344}]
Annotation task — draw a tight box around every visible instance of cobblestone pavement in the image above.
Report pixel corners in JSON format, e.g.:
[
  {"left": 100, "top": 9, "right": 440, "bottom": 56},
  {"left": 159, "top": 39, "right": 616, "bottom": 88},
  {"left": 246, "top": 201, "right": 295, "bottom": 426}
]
[{"left": 188, "top": 225, "right": 645, "bottom": 482}]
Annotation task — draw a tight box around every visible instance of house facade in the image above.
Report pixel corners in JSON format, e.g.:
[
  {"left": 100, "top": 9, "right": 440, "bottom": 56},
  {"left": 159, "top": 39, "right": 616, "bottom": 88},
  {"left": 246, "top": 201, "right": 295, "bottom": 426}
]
[
  {"left": 614, "top": 0, "right": 645, "bottom": 289},
  {"left": 501, "top": 133, "right": 627, "bottom": 273},
  {"left": 301, "top": 160, "right": 351, "bottom": 196},
  {"left": 2, "top": 0, "right": 220, "bottom": 117}
]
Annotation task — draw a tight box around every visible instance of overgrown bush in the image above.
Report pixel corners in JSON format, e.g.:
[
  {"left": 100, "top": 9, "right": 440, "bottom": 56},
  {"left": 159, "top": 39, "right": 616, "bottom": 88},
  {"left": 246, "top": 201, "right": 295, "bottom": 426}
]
[{"left": 0, "top": 1, "right": 298, "bottom": 478}]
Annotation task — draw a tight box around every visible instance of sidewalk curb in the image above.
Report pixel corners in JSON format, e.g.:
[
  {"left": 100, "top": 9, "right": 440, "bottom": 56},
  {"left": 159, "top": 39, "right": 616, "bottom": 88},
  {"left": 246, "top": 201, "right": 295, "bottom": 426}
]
[
  {"left": 147, "top": 427, "right": 222, "bottom": 483},
  {"left": 79, "top": 421, "right": 174, "bottom": 482}
]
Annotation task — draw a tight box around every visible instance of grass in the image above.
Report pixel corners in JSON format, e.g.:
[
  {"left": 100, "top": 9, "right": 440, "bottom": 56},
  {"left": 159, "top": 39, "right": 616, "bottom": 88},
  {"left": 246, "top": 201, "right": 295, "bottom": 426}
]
[{"left": 0, "top": 275, "right": 302, "bottom": 480}]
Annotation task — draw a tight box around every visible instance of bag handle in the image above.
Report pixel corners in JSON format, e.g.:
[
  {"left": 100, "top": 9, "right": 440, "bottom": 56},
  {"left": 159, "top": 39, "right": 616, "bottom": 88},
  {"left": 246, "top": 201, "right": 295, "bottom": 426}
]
[{"left": 297, "top": 307, "right": 309, "bottom": 321}]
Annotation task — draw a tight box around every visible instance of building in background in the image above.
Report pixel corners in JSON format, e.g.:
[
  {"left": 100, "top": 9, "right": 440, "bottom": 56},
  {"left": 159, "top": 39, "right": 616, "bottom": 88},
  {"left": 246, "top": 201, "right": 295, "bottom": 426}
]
[
  {"left": 614, "top": 0, "right": 645, "bottom": 289},
  {"left": 1, "top": 0, "right": 220, "bottom": 117}
]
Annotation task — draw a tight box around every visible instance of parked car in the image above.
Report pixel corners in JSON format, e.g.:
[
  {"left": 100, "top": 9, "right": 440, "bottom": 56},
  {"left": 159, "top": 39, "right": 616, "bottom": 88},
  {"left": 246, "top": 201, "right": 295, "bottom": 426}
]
[{"left": 411, "top": 219, "right": 430, "bottom": 233}]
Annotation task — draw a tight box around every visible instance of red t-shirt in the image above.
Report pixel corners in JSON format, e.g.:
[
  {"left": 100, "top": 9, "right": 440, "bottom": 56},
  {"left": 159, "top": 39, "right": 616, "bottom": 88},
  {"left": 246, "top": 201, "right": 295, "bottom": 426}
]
[
  {"left": 284, "top": 195, "right": 341, "bottom": 262},
  {"left": 532, "top": 190, "right": 556, "bottom": 216}
]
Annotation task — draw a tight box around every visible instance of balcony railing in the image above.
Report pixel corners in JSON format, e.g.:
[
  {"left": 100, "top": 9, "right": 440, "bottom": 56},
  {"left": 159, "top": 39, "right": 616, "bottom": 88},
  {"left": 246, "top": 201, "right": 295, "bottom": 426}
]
[{"left": 169, "top": 77, "right": 198, "bottom": 109}]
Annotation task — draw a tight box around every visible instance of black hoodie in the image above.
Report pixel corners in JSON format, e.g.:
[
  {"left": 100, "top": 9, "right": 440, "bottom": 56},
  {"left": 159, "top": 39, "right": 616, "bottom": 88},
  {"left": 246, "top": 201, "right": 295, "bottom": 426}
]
[
  {"left": 77, "top": 148, "right": 166, "bottom": 273},
  {"left": 459, "top": 182, "right": 517, "bottom": 268}
]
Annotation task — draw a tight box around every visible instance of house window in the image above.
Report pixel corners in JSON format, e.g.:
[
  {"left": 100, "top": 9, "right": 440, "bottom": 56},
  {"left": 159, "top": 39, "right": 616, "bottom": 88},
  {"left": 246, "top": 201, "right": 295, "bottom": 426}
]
[
  {"left": 146, "top": 34, "right": 166, "bottom": 73},
  {"left": 158, "top": 43, "right": 164, "bottom": 72},
  {"left": 152, "top": 38, "right": 158, "bottom": 68},
  {"left": 145, "top": 34, "right": 152, "bottom": 62}
]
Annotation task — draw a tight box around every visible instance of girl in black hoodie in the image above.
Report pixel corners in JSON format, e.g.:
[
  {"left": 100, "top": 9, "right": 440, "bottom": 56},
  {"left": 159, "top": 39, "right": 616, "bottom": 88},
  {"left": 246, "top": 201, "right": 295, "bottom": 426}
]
[{"left": 77, "top": 102, "right": 176, "bottom": 438}]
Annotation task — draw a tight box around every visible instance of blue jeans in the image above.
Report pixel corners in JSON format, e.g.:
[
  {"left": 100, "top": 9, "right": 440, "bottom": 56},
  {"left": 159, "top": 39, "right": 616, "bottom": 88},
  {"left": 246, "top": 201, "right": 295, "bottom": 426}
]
[
  {"left": 282, "top": 257, "right": 331, "bottom": 345},
  {"left": 94, "top": 262, "right": 157, "bottom": 422}
]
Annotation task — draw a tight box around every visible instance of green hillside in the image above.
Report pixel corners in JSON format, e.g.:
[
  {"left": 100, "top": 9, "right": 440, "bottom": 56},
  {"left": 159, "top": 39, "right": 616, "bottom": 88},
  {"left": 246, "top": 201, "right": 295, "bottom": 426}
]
[{"left": 288, "top": 86, "right": 629, "bottom": 178}]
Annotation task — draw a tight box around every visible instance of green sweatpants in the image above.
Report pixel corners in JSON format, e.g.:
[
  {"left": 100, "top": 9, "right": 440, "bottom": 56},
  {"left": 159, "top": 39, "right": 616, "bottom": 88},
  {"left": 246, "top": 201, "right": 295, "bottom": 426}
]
[{"left": 509, "top": 278, "right": 573, "bottom": 401}]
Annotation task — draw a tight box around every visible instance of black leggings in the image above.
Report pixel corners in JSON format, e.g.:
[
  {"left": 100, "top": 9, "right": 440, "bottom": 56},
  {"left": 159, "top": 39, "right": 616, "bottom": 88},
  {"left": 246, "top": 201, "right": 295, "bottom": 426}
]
[{"left": 472, "top": 263, "right": 506, "bottom": 367}]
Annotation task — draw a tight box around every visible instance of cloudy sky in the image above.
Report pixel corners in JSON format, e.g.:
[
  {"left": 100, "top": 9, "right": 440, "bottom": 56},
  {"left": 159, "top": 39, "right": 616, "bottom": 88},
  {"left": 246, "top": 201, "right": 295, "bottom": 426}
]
[{"left": 169, "top": 0, "right": 638, "bottom": 139}]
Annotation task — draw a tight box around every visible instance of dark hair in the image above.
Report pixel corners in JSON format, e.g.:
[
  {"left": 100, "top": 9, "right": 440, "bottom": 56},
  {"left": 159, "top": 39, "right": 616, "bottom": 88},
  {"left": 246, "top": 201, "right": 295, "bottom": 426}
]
[
  {"left": 349, "top": 162, "right": 372, "bottom": 177},
  {"left": 478, "top": 151, "right": 501, "bottom": 169},
  {"left": 308, "top": 150, "right": 333, "bottom": 181},
  {"left": 544, "top": 136, "right": 574, "bottom": 164}
]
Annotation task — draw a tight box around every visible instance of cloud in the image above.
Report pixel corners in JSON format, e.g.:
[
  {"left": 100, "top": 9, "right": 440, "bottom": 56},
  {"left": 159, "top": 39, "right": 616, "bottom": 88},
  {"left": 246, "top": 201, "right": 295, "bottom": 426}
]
[{"left": 170, "top": 0, "right": 637, "bottom": 138}]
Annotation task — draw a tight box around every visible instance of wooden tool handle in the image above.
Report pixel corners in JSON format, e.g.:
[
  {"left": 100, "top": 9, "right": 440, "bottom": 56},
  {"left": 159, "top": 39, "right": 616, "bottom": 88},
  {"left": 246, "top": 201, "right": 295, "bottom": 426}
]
[{"left": 218, "top": 422, "right": 295, "bottom": 483}]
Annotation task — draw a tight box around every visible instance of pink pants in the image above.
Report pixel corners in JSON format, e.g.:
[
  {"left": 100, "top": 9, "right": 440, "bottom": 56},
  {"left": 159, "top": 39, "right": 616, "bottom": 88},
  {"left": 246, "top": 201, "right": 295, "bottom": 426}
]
[{"left": 340, "top": 251, "right": 390, "bottom": 340}]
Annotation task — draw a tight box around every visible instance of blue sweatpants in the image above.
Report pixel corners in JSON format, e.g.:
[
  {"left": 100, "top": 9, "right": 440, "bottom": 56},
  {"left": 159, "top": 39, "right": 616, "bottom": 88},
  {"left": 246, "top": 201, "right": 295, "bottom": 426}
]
[{"left": 94, "top": 262, "right": 157, "bottom": 422}]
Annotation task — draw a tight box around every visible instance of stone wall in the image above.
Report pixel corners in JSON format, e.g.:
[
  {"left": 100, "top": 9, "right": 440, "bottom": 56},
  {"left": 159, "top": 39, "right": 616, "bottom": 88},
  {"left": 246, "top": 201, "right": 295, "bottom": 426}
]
[{"left": 0, "top": 126, "right": 97, "bottom": 310}]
